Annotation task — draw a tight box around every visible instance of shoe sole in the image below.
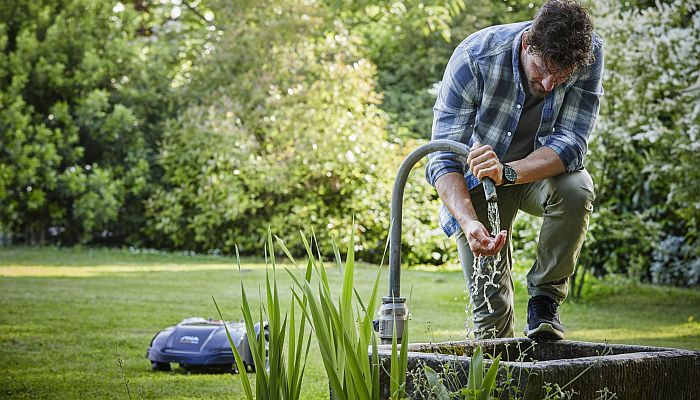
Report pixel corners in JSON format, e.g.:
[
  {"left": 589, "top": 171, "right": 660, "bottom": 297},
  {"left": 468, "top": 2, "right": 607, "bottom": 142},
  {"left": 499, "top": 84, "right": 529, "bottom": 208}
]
[{"left": 525, "top": 323, "right": 564, "bottom": 341}]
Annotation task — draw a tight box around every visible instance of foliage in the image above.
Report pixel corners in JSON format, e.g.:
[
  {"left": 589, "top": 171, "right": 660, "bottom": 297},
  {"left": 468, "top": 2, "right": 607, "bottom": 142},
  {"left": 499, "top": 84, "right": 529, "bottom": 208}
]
[
  {"left": 146, "top": 1, "right": 449, "bottom": 264},
  {"left": 580, "top": 0, "right": 700, "bottom": 285},
  {"left": 0, "top": 0, "right": 213, "bottom": 245},
  {"left": 465, "top": 346, "right": 501, "bottom": 400},
  {"left": 580, "top": 208, "right": 661, "bottom": 281},
  {"left": 334, "top": 0, "right": 544, "bottom": 140},
  {"left": 280, "top": 225, "right": 408, "bottom": 400},
  {"left": 3, "top": 0, "right": 698, "bottom": 284},
  {"left": 650, "top": 235, "right": 700, "bottom": 287},
  {"left": 421, "top": 345, "right": 501, "bottom": 400},
  {"left": 213, "top": 232, "right": 311, "bottom": 400}
]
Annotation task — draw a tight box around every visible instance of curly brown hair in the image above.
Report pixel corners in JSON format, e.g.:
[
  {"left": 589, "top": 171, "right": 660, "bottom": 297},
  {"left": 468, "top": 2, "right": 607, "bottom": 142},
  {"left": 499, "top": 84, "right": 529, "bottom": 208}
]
[{"left": 526, "top": 0, "right": 595, "bottom": 71}]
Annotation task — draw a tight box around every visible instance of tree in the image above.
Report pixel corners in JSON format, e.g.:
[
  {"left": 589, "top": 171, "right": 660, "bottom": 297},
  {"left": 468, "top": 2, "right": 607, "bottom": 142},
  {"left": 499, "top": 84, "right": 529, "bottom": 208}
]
[
  {"left": 0, "top": 0, "right": 213, "bottom": 244},
  {"left": 146, "top": 1, "right": 452, "bottom": 263}
]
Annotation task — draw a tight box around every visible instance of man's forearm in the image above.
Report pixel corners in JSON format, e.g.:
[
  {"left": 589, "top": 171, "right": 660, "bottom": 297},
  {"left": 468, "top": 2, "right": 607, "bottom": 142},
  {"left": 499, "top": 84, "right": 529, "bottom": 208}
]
[
  {"left": 508, "top": 146, "right": 566, "bottom": 185},
  {"left": 435, "top": 172, "right": 479, "bottom": 227}
]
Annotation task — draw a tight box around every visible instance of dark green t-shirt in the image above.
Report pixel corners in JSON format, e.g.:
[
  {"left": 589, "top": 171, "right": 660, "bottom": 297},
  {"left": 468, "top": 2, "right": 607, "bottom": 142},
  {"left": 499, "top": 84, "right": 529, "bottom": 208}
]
[{"left": 502, "top": 71, "right": 544, "bottom": 164}]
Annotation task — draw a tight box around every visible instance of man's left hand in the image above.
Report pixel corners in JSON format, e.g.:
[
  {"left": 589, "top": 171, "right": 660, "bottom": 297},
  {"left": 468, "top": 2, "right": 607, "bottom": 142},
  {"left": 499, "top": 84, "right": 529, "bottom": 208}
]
[{"left": 467, "top": 142, "right": 504, "bottom": 185}]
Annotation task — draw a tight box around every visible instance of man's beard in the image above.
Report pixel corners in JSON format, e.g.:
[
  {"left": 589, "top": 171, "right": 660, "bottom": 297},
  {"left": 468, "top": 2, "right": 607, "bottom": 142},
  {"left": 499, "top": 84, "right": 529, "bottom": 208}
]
[{"left": 527, "top": 80, "right": 548, "bottom": 98}]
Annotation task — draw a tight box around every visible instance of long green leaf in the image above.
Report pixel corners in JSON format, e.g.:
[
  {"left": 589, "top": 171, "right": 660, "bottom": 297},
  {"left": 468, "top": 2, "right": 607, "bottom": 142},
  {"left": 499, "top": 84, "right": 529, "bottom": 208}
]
[
  {"left": 340, "top": 329, "right": 371, "bottom": 400},
  {"left": 212, "top": 296, "right": 253, "bottom": 400},
  {"left": 353, "top": 263, "right": 382, "bottom": 392},
  {"left": 236, "top": 246, "right": 270, "bottom": 398},
  {"left": 423, "top": 365, "right": 450, "bottom": 400},
  {"left": 389, "top": 298, "right": 410, "bottom": 400},
  {"left": 340, "top": 221, "right": 357, "bottom": 342},
  {"left": 370, "top": 327, "right": 380, "bottom": 400},
  {"left": 294, "top": 334, "right": 313, "bottom": 400},
  {"left": 276, "top": 233, "right": 314, "bottom": 398},
  {"left": 390, "top": 317, "right": 399, "bottom": 399},
  {"left": 275, "top": 235, "right": 296, "bottom": 266},
  {"left": 288, "top": 295, "right": 297, "bottom": 398},
  {"left": 479, "top": 354, "right": 501, "bottom": 400},
  {"left": 255, "top": 308, "right": 269, "bottom": 399},
  {"left": 468, "top": 345, "right": 484, "bottom": 397},
  {"left": 288, "top": 273, "right": 345, "bottom": 400},
  {"left": 288, "top": 227, "right": 390, "bottom": 400},
  {"left": 398, "top": 314, "right": 409, "bottom": 399},
  {"left": 239, "top": 278, "right": 268, "bottom": 396}
]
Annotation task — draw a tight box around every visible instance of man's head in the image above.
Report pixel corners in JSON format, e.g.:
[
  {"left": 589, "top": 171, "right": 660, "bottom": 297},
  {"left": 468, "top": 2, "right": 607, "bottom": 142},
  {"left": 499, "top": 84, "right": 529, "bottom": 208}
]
[{"left": 520, "top": 0, "right": 595, "bottom": 97}]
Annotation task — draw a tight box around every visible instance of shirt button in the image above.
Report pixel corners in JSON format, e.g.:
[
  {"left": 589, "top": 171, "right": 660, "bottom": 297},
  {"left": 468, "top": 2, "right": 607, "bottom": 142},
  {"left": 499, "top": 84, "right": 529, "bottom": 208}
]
[
  {"left": 507, "top": 131, "right": 512, "bottom": 136},
  {"left": 516, "top": 104, "right": 521, "bottom": 109}
]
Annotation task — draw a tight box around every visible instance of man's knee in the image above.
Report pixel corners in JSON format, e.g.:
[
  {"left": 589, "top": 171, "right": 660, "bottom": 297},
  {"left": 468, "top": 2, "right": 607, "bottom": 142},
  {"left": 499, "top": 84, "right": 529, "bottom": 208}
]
[
  {"left": 471, "top": 285, "right": 514, "bottom": 337},
  {"left": 549, "top": 170, "right": 595, "bottom": 213}
]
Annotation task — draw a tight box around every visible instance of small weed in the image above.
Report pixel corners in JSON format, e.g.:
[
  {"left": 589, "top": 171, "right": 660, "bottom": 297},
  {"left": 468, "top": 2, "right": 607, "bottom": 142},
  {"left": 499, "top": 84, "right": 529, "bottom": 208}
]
[{"left": 116, "top": 348, "right": 144, "bottom": 400}]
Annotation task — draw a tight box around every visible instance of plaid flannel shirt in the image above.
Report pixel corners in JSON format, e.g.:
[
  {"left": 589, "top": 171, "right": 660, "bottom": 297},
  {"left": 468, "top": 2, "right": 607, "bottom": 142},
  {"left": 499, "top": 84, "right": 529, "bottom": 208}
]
[{"left": 425, "top": 21, "right": 604, "bottom": 237}]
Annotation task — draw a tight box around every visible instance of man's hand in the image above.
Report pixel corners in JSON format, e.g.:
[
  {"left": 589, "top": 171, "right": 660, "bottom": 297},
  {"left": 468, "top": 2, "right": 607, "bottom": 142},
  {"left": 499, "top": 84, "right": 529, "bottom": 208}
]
[
  {"left": 463, "top": 219, "right": 507, "bottom": 257},
  {"left": 467, "top": 143, "right": 504, "bottom": 185},
  {"left": 434, "top": 172, "right": 507, "bottom": 257}
]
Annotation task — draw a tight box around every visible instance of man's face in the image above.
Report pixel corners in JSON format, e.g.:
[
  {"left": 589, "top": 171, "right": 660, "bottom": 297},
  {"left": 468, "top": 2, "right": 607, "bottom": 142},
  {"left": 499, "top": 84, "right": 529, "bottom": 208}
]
[{"left": 520, "top": 37, "right": 575, "bottom": 98}]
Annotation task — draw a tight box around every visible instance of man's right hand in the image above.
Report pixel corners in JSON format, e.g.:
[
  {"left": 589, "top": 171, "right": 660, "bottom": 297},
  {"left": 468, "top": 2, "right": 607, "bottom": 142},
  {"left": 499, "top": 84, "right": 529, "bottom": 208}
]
[
  {"left": 463, "top": 219, "right": 507, "bottom": 257},
  {"left": 435, "top": 172, "right": 507, "bottom": 257}
]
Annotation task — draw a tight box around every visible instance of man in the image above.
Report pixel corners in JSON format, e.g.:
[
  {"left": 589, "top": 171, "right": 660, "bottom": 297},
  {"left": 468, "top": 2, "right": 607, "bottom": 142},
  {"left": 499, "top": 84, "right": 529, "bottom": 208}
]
[{"left": 425, "top": 0, "right": 603, "bottom": 340}]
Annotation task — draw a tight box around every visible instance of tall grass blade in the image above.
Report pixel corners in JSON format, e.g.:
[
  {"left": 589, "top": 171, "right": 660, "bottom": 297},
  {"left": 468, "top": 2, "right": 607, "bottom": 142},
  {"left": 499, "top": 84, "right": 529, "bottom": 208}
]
[
  {"left": 339, "top": 330, "right": 371, "bottom": 399},
  {"left": 212, "top": 296, "right": 253, "bottom": 400},
  {"left": 398, "top": 314, "right": 409, "bottom": 399},
  {"left": 331, "top": 235, "right": 343, "bottom": 274},
  {"left": 306, "top": 227, "right": 331, "bottom": 285},
  {"left": 275, "top": 236, "right": 296, "bottom": 265},
  {"left": 423, "top": 365, "right": 451, "bottom": 400},
  {"left": 286, "top": 226, "right": 396, "bottom": 400},
  {"left": 287, "top": 274, "right": 345, "bottom": 400},
  {"left": 371, "top": 326, "right": 380, "bottom": 400},
  {"left": 288, "top": 296, "right": 298, "bottom": 397}
]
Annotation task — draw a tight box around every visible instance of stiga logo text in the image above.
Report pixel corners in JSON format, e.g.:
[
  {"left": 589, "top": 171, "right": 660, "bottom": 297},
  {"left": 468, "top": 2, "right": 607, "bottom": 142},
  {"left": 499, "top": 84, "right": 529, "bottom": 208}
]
[{"left": 179, "top": 335, "right": 200, "bottom": 344}]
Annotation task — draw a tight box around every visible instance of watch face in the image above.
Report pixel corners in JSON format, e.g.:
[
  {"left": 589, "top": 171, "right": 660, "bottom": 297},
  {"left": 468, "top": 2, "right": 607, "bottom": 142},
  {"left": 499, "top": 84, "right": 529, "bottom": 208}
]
[{"left": 504, "top": 165, "right": 517, "bottom": 183}]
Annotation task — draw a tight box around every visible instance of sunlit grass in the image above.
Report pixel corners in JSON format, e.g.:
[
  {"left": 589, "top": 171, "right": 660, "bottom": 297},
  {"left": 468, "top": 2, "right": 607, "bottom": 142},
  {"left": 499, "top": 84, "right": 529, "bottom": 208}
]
[
  {"left": 1, "top": 246, "right": 699, "bottom": 399},
  {"left": 0, "top": 264, "right": 271, "bottom": 277}
]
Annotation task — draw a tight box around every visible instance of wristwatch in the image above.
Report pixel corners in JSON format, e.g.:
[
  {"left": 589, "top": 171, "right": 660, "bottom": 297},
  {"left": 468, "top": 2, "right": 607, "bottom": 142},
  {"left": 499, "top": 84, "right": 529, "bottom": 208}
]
[{"left": 502, "top": 164, "right": 517, "bottom": 185}]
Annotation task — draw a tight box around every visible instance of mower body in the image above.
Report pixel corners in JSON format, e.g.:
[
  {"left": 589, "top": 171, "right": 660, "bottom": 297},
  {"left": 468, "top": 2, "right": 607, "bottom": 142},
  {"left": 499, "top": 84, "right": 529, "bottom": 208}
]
[{"left": 146, "top": 317, "right": 268, "bottom": 372}]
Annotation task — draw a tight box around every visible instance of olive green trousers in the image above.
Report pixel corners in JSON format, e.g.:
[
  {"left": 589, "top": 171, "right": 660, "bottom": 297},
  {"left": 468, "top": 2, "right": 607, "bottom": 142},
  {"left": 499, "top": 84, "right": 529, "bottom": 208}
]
[{"left": 455, "top": 170, "right": 594, "bottom": 338}]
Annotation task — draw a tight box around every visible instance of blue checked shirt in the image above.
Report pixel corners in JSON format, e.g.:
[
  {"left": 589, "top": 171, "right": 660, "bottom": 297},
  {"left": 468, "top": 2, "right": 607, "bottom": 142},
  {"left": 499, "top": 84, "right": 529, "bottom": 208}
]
[{"left": 425, "top": 21, "right": 604, "bottom": 237}]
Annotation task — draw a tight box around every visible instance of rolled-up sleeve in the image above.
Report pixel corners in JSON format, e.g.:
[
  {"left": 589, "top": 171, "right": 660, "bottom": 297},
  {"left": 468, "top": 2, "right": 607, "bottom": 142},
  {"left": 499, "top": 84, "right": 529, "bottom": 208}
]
[
  {"left": 544, "top": 36, "right": 605, "bottom": 172},
  {"left": 425, "top": 46, "right": 479, "bottom": 187}
]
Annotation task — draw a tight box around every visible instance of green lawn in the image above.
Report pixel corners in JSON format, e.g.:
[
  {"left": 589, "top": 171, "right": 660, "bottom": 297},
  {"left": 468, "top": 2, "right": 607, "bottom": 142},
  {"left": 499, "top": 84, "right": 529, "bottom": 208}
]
[{"left": 1, "top": 246, "right": 699, "bottom": 399}]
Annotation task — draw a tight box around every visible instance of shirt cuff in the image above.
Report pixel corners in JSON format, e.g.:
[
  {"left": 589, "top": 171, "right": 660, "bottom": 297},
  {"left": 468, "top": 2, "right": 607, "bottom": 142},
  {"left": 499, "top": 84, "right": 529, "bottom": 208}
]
[
  {"left": 542, "top": 135, "right": 584, "bottom": 172},
  {"left": 425, "top": 164, "right": 465, "bottom": 188}
]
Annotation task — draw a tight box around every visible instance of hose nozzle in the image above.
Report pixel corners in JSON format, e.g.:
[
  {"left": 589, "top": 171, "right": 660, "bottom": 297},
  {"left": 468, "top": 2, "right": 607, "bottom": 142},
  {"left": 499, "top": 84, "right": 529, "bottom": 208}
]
[{"left": 483, "top": 177, "right": 497, "bottom": 202}]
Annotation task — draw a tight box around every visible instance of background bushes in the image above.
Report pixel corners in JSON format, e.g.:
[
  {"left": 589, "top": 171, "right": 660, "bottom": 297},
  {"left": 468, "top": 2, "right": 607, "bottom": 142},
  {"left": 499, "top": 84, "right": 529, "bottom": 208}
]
[
  {"left": 578, "top": 0, "right": 700, "bottom": 287},
  {"left": 1, "top": 0, "right": 698, "bottom": 282}
]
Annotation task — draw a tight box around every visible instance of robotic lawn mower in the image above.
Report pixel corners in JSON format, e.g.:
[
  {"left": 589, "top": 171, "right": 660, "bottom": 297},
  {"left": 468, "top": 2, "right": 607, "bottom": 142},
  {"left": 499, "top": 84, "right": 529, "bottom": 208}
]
[{"left": 146, "top": 317, "right": 268, "bottom": 372}]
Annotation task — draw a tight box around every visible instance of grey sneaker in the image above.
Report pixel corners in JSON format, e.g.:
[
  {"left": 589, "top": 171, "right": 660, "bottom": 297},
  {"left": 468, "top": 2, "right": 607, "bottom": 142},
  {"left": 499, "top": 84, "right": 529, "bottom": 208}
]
[{"left": 524, "top": 296, "right": 565, "bottom": 341}]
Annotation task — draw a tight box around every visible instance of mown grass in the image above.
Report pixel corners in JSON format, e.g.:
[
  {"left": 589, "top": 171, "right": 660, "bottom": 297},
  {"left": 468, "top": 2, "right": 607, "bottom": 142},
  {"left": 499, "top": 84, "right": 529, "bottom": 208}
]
[{"left": 1, "top": 246, "right": 699, "bottom": 399}]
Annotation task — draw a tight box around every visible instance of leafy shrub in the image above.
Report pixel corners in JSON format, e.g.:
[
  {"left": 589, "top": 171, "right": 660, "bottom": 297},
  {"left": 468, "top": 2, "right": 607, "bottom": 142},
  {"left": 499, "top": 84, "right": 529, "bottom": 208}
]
[
  {"left": 0, "top": 0, "right": 212, "bottom": 245},
  {"left": 146, "top": 3, "right": 451, "bottom": 264},
  {"left": 650, "top": 235, "right": 700, "bottom": 287},
  {"left": 580, "top": 0, "right": 700, "bottom": 284}
]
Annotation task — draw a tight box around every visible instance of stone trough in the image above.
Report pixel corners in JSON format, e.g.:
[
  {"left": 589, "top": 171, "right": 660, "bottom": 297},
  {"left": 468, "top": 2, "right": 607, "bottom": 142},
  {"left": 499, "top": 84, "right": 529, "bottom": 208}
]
[
  {"left": 374, "top": 338, "right": 700, "bottom": 399},
  {"left": 374, "top": 141, "right": 700, "bottom": 399}
]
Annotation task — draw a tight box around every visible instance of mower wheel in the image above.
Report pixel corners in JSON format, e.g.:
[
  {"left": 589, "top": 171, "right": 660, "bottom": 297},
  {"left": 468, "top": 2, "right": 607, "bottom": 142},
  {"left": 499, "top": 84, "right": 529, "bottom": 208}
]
[{"left": 151, "top": 362, "right": 171, "bottom": 371}]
